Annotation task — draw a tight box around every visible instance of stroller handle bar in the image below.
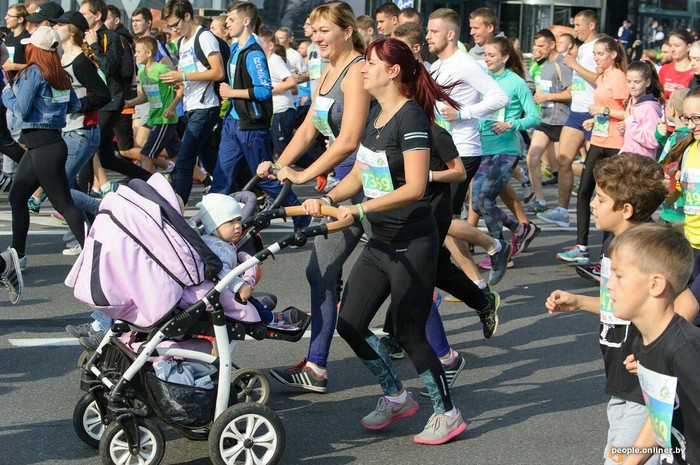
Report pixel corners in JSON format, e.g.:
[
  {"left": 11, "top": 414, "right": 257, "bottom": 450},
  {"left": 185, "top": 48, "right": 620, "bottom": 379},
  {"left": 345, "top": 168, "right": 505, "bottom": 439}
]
[{"left": 242, "top": 171, "right": 292, "bottom": 211}]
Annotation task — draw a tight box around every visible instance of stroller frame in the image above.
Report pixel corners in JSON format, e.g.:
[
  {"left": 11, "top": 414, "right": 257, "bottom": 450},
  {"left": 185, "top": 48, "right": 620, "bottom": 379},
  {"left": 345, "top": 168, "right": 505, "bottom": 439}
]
[{"left": 79, "top": 205, "right": 353, "bottom": 465}]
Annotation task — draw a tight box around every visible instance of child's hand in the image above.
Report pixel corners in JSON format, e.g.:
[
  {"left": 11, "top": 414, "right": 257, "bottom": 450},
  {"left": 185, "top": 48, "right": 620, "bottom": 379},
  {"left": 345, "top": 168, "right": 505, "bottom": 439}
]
[
  {"left": 545, "top": 290, "right": 578, "bottom": 314},
  {"left": 657, "top": 118, "right": 667, "bottom": 136},
  {"left": 237, "top": 283, "right": 253, "bottom": 303},
  {"left": 623, "top": 354, "right": 638, "bottom": 376},
  {"left": 582, "top": 118, "right": 594, "bottom": 131}
]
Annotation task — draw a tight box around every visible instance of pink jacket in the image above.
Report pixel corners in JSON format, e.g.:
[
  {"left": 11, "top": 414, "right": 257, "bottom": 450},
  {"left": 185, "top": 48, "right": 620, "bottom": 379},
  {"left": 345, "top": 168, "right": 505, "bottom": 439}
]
[{"left": 619, "top": 94, "right": 662, "bottom": 158}]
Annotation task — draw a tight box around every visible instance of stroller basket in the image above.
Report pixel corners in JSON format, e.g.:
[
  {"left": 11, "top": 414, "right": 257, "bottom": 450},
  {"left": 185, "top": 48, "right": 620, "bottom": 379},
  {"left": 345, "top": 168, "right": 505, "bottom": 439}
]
[{"left": 144, "top": 371, "right": 216, "bottom": 428}]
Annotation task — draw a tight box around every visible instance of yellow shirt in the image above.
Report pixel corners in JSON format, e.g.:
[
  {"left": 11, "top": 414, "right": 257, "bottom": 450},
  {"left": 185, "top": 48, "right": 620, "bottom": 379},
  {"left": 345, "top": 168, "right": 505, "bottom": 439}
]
[{"left": 681, "top": 141, "right": 700, "bottom": 248}]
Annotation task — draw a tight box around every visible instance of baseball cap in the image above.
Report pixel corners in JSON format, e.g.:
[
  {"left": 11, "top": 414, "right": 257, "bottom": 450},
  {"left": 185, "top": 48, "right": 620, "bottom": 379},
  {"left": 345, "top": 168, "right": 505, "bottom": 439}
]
[
  {"left": 53, "top": 11, "right": 89, "bottom": 33},
  {"left": 25, "top": 1, "right": 64, "bottom": 24},
  {"left": 196, "top": 194, "right": 244, "bottom": 235},
  {"left": 20, "top": 26, "right": 60, "bottom": 52}
]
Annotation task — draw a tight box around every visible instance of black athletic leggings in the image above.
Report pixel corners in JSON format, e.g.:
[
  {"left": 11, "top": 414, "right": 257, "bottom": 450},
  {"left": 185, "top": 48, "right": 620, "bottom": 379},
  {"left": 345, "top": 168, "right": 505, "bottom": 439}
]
[
  {"left": 337, "top": 229, "right": 453, "bottom": 412},
  {"left": 80, "top": 110, "right": 151, "bottom": 184},
  {"left": 9, "top": 130, "right": 85, "bottom": 256},
  {"left": 577, "top": 145, "right": 618, "bottom": 246}
]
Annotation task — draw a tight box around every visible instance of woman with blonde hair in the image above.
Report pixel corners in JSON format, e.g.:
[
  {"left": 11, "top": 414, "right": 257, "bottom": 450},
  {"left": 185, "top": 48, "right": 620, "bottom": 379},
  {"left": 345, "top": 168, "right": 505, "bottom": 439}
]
[{"left": 258, "top": 1, "right": 371, "bottom": 392}]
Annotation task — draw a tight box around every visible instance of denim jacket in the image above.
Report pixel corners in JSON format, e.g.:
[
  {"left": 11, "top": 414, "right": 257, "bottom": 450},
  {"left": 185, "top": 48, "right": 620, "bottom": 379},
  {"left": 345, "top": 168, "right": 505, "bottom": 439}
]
[{"left": 1, "top": 64, "right": 79, "bottom": 130}]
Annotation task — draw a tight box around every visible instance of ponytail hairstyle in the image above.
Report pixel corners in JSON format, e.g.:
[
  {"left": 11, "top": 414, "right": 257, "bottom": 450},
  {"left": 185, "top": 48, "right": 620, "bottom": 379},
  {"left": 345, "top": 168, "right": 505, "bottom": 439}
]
[
  {"left": 24, "top": 44, "right": 72, "bottom": 90},
  {"left": 663, "top": 86, "right": 700, "bottom": 167},
  {"left": 66, "top": 23, "right": 101, "bottom": 68},
  {"left": 366, "top": 38, "right": 460, "bottom": 125},
  {"left": 627, "top": 60, "right": 665, "bottom": 105},
  {"left": 595, "top": 35, "right": 627, "bottom": 73},
  {"left": 485, "top": 36, "right": 526, "bottom": 80},
  {"left": 310, "top": 1, "right": 365, "bottom": 55}
]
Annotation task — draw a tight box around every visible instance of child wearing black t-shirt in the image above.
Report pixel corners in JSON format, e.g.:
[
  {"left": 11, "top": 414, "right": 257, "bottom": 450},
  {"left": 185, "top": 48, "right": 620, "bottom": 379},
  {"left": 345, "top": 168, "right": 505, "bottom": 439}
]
[
  {"left": 606, "top": 224, "right": 700, "bottom": 465},
  {"left": 545, "top": 154, "right": 667, "bottom": 464}
]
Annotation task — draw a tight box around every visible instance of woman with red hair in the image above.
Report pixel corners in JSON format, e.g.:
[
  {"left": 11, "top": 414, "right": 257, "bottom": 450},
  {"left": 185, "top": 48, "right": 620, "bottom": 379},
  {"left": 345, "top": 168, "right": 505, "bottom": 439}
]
[
  {"left": 302, "top": 38, "right": 467, "bottom": 445},
  {"left": 0, "top": 26, "right": 80, "bottom": 302}
]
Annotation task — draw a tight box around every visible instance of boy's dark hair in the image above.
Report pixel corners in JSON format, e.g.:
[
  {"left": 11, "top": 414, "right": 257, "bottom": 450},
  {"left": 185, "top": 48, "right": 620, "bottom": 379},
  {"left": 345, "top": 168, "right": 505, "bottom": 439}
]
[
  {"left": 534, "top": 29, "right": 555, "bottom": 43},
  {"left": 228, "top": 1, "right": 258, "bottom": 26},
  {"left": 135, "top": 36, "right": 158, "bottom": 55},
  {"left": 608, "top": 223, "right": 693, "bottom": 297},
  {"left": 132, "top": 7, "right": 153, "bottom": 23},
  {"left": 107, "top": 5, "right": 121, "bottom": 21},
  {"left": 81, "top": 0, "right": 108, "bottom": 23},
  {"left": 375, "top": 2, "right": 400, "bottom": 18},
  {"left": 393, "top": 21, "right": 424, "bottom": 47},
  {"left": 162, "top": 0, "right": 194, "bottom": 22},
  {"left": 594, "top": 153, "right": 666, "bottom": 222}
]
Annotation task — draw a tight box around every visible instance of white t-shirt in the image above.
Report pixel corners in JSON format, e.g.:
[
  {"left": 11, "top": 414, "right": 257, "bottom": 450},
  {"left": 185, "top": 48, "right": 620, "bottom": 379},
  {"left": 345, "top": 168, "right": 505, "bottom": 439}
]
[
  {"left": 268, "top": 54, "right": 295, "bottom": 114},
  {"left": 178, "top": 26, "right": 221, "bottom": 111},
  {"left": 430, "top": 49, "right": 509, "bottom": 157},
  {"left": 285, "top": 47, "right": 305, "bottom": 74},
  {"left": 570, "top": 39, "right": 598, "bottom": 113}
]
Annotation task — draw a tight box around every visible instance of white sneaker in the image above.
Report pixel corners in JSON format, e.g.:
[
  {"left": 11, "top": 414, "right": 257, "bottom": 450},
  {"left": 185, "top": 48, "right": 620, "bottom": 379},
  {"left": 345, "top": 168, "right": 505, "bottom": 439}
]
[
  {"left": 537, "top": 208, "right": 570, "bottom": 228},
  {"left": 62, "top": 242, "right": 82, "bottom": 256}
]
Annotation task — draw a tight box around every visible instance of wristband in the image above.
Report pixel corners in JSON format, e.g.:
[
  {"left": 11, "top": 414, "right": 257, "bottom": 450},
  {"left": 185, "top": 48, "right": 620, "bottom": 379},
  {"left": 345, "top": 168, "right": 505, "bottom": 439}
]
[
  {"left": 428, "top": 170, "right": 433, "bottom": 182},
  {"left": 457, "top": 111, "right": 462, "bottom": 121},
  {"left": 320, "top": 195, "right": 332, "bottom": 206},
  {"left": 356, "top": 203, "right": 365, "bottom": 221},
  {"left": 182, "top": 71, "right": 186, "bottom": 82},
  {"left": 273, "top": 162, "right": 284, "bottom": 169}
]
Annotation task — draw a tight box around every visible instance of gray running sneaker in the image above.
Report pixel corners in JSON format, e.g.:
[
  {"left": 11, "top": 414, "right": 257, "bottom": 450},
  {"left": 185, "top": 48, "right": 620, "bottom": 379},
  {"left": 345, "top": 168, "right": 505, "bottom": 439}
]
[
  {"left": 361, "top": 392, "right": 419, "bottom": 430},
  {"left": 537, "top": 208, "right": 570, "bottom": 228},
  {"left": 413, "top": 409, "right": 468, "bottom": 445},
  {"left": 1, "top": 248, "right": 23, "bottom": 304},
  {"left": 488, "top": 240, "right": 512, "bottom": 286}
]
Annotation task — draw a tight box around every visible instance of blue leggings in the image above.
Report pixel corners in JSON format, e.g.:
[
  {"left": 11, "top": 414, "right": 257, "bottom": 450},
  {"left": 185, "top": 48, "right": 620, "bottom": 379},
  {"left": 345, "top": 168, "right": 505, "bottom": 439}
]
[{"left": 472, "top": 154, "right": 519, "bottom": 238}]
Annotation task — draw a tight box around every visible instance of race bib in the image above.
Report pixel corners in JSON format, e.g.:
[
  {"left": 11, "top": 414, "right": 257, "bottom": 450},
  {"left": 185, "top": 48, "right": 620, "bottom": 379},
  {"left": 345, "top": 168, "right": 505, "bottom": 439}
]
[
  {"left": 357, "top": 144, "right": 394, "bottom": 198},
  {"left": 179, "top": 51, "right": 197, "bottom": 75},
  {"left": 483, "top": 107, "right": 505, "bottom": 123},
  {"left": 571, "top": 76, "right": 586, "bottom": 94},
  {"left": 143, "top": 83, "right": 162, "bottom": 109},
  {"left": 539, "top": 79, "right": 553, "bottom": 107},
  {"left": 311, "top": 96, "right": 335, "bottom": 139},
  {"left": 637, "top": 362, "right": 678, "bottom": 449},
  {"left": 681, "top": 168, "right": 700, "bottom": 214},
  {"left": 308, "top": 57, "right": 321, "bottom": 81},
  {"left": 600, "top": 256, "right": 629, "bottom": 325},
  {"left": 592, "top": 116, "right": 610, "bottom": 138},
  {"left": 6, "top": 46, "right": 15, "bottom": 63},
  {"left": 51, "top": 87, "right": 70, "bottom": 103}
]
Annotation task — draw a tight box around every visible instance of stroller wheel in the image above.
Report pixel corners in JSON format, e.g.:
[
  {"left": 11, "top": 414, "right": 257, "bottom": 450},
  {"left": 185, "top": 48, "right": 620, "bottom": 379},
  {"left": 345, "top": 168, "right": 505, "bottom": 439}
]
[
  {"left": 99, "top": 418, "right": 165, "bottom": 465},
  {"left": 208, "top": 403, "right": 285, "bottom": 465},
  {"left": 232, "top": 368, "right": 270, "bottom": 405},
  {"left": 73, "top": 393, "right": 105, "bottom": 448}
]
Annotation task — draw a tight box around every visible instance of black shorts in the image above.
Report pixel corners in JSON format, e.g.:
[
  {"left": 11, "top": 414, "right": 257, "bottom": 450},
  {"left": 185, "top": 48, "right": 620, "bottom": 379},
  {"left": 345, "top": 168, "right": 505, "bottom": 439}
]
[
  {"left": 535, "top": 123, "right": 564, "bottom": 142},
  {"left": 114, "top": 112, "right": 134, "bottom": 151},
  {"left": 141, "top": 124, "right": 181, "bottom": 159}
]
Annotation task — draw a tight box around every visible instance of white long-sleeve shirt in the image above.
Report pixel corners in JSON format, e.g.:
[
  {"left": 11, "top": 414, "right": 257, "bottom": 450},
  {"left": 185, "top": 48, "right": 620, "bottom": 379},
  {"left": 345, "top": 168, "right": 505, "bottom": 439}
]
[{"left": 431, "top": 49, "right": 509, "bottom": 157}]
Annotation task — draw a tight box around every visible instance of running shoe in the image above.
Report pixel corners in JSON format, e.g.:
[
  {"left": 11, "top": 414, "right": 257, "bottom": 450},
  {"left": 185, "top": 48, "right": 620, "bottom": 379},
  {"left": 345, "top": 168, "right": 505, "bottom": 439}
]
[
  {"left": 571, "top": 182, "right": 580, "bottom": 197},
  {"left": 324, "top": 174, "right": 339, "bottom": 192},
  {"left": 511, "top": 222, "right": 541, "bottom": 257},
  {"left": 79, "top": 331, "right": 106, "bottom": 351},
  {"left": 420, "top": 351, "right": 466, "bottom": 397},
  {"left": 361, "top": 392, "right": 419, "bottom": 430},
  {"left": 17, "top": 255, "right": 26, "bottom": 272},
  {"left": 542, "top": 174, "right": 558, "bottom": 186},
  {"left": 556, "top": 245, "right": 590, "bottom": 264},
  {"left": 478, "top": 257, "right": 514, "bottom": 270},
  {"left": 27, "top": 195, "right": 42, "bottom": 215},
  {"left": 62, "top": 242, "right": 82, "bottom": 256},
  {"left": 537, "top": 208, "right": 570, "bottom": 228},
  {"left": 576, "top": 262, "right": 601, "bottom": 284},
  {"left": 315, "top": 175, "right": 327, "bottom": 192},
  {"left": 0, "top": 173, "right": 11, "bottom": 196},
  {"left": 50, "top": 212, "right": 67, "bottom": 225},
  {"left": 525, "top": 199, "right": 548, "bottom": 215},
  {"left": 541, "top": 165, "right": 552, "bottom": 179},
  {"left": 476, "top": 291, "right": 500, "bottom": 339},
  {"left": 65, "top": 322, "right": 94, "bottom": 338},
  {"left": 488, "top": 240, "right": 512, "bottom": 286},
  {"left": 100, "top": 182, "right": 119, "bottom": 198},
  {"left": 1, "top": 248, "right": 23, "bottom": 304},
  {"left": 380, "top": 335, "right": 404, "bottom": 360},
  {"left": 413, "top": 410, "right": 468, "bottom": 445},
  {"left": 269, "top": 358, "right": 328, "bottom": 393}
]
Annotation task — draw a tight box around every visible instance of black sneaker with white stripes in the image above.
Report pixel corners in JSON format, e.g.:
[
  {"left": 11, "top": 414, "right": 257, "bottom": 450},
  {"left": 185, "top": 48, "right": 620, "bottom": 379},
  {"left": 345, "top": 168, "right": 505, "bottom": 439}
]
[
  {"left": 269, "top": 358, "right": 328, "bottom": 393},
  {"left": 420, "top": 352, "right": 466, "bottom": 397},
  {"left": 1, "top": 248, "right": 23, "bottom": 304}
]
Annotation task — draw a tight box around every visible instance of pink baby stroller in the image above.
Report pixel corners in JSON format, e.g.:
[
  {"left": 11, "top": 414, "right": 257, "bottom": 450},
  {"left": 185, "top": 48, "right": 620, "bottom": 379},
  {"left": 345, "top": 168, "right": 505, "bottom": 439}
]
[{"left": 67, "top": 174, "right": 352, "bottom": 464}]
